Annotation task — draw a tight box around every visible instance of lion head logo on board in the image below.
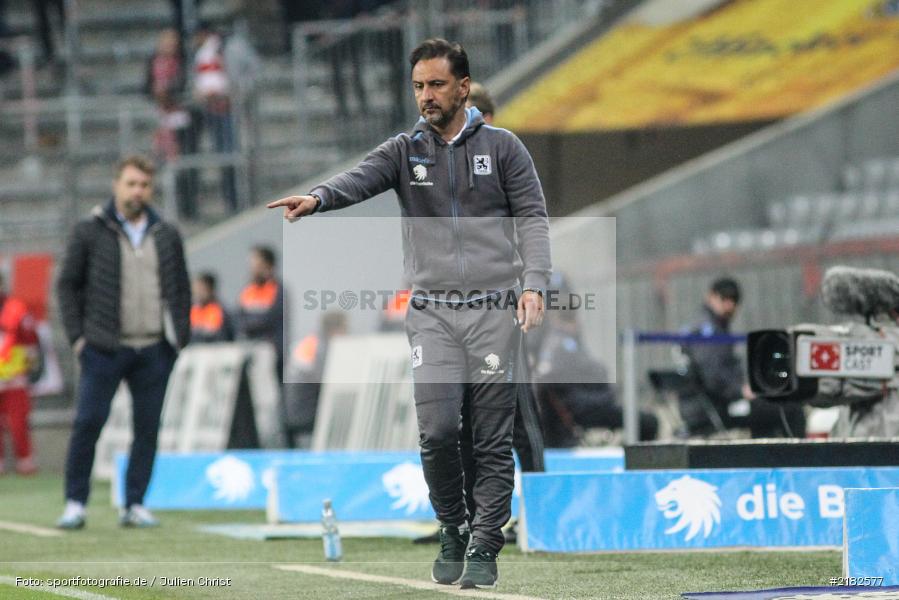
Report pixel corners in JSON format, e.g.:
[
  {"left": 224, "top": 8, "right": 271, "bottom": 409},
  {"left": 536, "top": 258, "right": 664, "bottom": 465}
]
[
  {"left": 382, "top": 462, "right": 430, "bottom": 515},
  {"left": 654, "top": 475, "right": 721, "bottom": 541},
  {"left": 413, "top": 164, "right": 427, "bottom": 182},
  {"left": 205, "top": 455, "right": 255, "bottom": 503}
]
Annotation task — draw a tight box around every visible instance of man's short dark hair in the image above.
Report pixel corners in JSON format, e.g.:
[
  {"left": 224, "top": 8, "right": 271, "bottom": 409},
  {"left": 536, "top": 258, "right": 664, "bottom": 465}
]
[
  {"left": 196, "top": 272, "right": 217, "bottom": 292},
  {"left": 409, "top": 38, "right": 470, "bottom": 80},
  {"left": 710, "top": 277, "right": 741, "bottom": 303},
  {"left": 115, "top": 154, "right": 156, "bottom": 179},
  {"left": 253, "top": 245, "right": 277, "bottom": 268}
]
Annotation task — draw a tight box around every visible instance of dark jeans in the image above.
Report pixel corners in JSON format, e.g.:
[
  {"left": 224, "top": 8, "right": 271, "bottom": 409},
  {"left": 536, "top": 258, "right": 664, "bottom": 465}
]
[{"left": 64, "top": 341, "right": 176, "bottom": 507}]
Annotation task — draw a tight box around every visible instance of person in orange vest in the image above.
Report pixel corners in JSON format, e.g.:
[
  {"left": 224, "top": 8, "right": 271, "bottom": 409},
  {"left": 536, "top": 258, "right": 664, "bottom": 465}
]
[
  {"left": 237, "top": 245, "right": 286, "bottom": 382},
  {"left": 0, "top": 271, "right": 40, "bottom": 475},
  {"left": 190, "top": 272, "right": 234, "bottom": 343}
]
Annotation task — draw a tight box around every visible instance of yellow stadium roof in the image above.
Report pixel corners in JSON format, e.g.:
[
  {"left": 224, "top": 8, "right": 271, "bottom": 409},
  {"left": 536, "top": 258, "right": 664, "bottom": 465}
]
[{"left": 496, "top": 0, "right": 899, "bottom": 132}]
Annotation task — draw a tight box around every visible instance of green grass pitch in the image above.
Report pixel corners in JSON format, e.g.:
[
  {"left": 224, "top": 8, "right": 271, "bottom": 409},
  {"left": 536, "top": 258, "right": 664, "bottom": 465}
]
[{"left": 0, "top": 474, "right": 839, "bottom": 599}]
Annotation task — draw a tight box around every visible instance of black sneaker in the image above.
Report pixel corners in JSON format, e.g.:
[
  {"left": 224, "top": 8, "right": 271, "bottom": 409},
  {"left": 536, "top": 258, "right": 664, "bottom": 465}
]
[
  {"left": 430, "top": 524, "right": 470, "bottom": 585},
  {"left": 460, "top": 545, "right": 498, "bottom": 589}
]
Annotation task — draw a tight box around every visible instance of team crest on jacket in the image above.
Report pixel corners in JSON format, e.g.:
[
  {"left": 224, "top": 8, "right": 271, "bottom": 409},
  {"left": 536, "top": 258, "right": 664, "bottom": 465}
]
[
  {"left": 481, "top": 352, "right": 504, "bottom": 375},
  {"left": 473, "top": 155, "right": 492, "bottom": 175},
  {"left": 410, "top": 164, "right": 433, "bottom": 186}
]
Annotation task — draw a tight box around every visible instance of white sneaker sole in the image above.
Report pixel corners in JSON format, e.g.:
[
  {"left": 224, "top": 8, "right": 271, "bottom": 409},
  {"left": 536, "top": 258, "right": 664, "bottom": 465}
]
[{"left": 460, "top": 575, "right": 498, "bottom": 590}]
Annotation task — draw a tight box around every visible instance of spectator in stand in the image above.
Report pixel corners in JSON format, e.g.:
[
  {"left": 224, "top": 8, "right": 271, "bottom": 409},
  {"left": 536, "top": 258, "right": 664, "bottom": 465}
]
[
  {"left": 146, "top": 28, "right": 199, "bottom": 220},
  {"left": 0, "top": 0, "right": 18, "bottom": 78},
  {"left": 31, "top": 0, "right": 64, "bottom": 68},
  {"left": 678, "top": 277, "right": 806, "bottom": 438},
  {"left": 283, "top": 311, "right": 348, "bottom": 448},
  {"left": 0, "top": 271, "right": 40, "bottom": 475},
  {"left": 322, "top": 1, "right": 369, "bottom": 133},
  {"left": 192, "top": 22, "right": 238, "bottom": 212},
  {"left": 190, "top": 272, "right": 233, "bottom": 343},
  {"left": 223, "top": 20, "right": 261, "bottom": 181}
]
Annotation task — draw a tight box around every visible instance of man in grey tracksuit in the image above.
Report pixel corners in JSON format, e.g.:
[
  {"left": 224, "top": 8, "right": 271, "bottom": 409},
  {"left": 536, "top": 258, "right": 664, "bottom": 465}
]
[{"left": 269, "top": 38, "right": 550, "bottom": 589}]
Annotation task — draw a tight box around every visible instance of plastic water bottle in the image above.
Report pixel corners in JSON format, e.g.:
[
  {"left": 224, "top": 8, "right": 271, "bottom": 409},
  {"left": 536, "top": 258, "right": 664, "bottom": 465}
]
[{"left": 321, "top": 499, "right": 342, "bottom": 562}]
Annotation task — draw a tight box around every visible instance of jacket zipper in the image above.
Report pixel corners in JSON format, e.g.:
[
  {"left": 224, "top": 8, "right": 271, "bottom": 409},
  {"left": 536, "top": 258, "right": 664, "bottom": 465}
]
[{"left": 447, "top": 145, "right": 466, "bottom": 284}]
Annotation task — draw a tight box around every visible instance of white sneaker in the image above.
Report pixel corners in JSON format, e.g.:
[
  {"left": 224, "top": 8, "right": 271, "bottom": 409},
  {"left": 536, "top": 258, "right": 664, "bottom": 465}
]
[
  {"left": 57, "top": 500, "right": 86, "bottom": 530},
  {"left": 119, "top": 504, "right": 159, "bottom": 528}
]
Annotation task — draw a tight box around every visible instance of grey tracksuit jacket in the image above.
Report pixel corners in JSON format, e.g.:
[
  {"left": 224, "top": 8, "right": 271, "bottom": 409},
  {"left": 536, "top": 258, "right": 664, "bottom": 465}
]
[{"left": 310, "top": 108, "right": 552, "bottom": 293}]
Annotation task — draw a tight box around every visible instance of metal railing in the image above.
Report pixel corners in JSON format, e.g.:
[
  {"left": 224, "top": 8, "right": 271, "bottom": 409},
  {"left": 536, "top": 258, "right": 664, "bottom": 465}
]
[
  {"left": 289, "top": 0, "right": 615, "bottom": 160},
  {"left": 0, "top": 40, "right": 260, "bottom": 242}
]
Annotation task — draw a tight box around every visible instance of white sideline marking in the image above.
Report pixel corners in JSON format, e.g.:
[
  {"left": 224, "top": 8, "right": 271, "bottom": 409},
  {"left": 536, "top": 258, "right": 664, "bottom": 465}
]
[
  {"left": 274, "top": 564, "right": 549, "bottom": 600},
  {"left": 0, "top": 520, "right": 63, "bottom": 538},
  {"left": 0, "top": 576, "right": 117, "bottom": 600}
]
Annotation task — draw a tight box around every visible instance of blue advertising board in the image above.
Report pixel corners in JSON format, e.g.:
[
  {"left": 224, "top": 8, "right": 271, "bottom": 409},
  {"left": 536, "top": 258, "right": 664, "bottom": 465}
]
[
  {"left": 521, "top": 468, "right": 899, "bottom": 552},
  {"left": 116, "top": 448, "right": 624, "bottom": 513},
  {"left": 113, "top": 450, "right": 419, "bottom": 510},
  {"left": 844, "top": 487, "right": 899, "bottom": 586},
  {"left": 264, "top": 448, "right": 625, "bottom": 522}
]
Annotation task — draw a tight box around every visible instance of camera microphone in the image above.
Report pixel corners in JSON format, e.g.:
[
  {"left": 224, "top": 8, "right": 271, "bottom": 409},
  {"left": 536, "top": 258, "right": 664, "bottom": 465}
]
[{"left": 820, "top": 266, "right": 899, "bottom": 318}]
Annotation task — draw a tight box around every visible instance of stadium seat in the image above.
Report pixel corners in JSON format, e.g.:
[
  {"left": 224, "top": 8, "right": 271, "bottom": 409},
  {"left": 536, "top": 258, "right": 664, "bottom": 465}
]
[
  {"left": 834, "top": 192, "right": 860, "bottom": 222},
  {"left": 778, "top": 227, "right": 804, "bottom": 246},
  {"left": 831, "top": 217, "right": 899, "bottom": 241},
  {"left": 808, "top": 193, "right": 836, "bottom": 228},
  {"left": 766, "top": 201, "right": 787, "bottom": 227},
  {"left": 863, "top": 158, "right": 889, "bottom": 191},
  {"left": 786, "top": 195, "right": 812, "bottom": 228},
  {"left": 735, "top": 230, "right": 758, "bottom": 252},
  {"left": 882, "top": 190, "right": 899, "bottom": 217},
  {"left": 842, "top": 164, "right": 863, "bottom": 191},
  {"left": 757, "top": 229, "right": 778, "bottom": 250},
  {"left": 711, "top": 231, "right": 734, "bottom": 253},
  {"left": 691, "top": 238, "right": 711, "bottom": 255},
  {"left": 858, "top": 192, "right": 880, "bottom": 220},
  {"left": 888, "top": 157, "right": 899, "bottom": 189}
]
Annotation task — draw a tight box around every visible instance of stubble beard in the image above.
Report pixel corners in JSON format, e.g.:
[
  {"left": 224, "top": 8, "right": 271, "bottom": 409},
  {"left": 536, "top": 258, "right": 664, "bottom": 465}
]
[
  {"left": 120, "top": 198, "right": 145, "bottom": 221},
  {"left": 423, "top": 99, "right": 462, "bottom": 130}
]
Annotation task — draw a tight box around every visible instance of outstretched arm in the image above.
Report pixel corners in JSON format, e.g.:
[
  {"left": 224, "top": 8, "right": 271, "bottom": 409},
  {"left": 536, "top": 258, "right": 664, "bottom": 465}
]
[{"left": 267, "top": 137, "right": 401, "bottom": 222}]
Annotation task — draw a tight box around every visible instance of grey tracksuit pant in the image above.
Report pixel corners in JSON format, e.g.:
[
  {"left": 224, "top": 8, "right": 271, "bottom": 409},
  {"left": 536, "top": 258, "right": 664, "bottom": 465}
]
[{"left": 406, "top": 290, "right": 520, "bottom": 554}]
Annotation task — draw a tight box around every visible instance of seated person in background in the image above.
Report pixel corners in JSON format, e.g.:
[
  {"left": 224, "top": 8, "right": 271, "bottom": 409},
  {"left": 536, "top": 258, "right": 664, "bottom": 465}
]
[
  {"left": 535, "top": 301, "right": 658, "bottom": 447},
  {"left": 190, "top": 272, "right": 234, "bottom": 343},
  {"left": 283, "top": 311, "right": 348, "bottom": 448},
  {"left": 679, "top": 276, "right": 805, "bottom": 438}
]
